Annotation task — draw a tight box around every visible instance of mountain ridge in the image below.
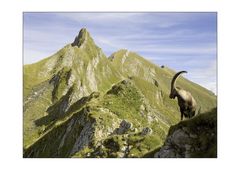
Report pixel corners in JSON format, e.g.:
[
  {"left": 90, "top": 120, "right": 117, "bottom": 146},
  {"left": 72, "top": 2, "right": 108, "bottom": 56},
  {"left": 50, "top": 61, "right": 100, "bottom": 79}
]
[{"left": 23, "top": 28, "right": 217, "bottom": 157}]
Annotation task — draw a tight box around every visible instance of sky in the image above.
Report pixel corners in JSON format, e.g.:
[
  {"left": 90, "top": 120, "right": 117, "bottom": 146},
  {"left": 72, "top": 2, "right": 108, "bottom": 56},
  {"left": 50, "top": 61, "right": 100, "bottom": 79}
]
[{"left": 23, "top": 12, "right": 217, "bottom": 94}]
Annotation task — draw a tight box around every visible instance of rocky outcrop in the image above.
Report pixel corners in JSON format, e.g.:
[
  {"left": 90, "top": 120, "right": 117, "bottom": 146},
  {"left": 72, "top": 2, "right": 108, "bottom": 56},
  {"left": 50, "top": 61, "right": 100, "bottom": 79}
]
[
  {"left": 23, "top": 104, "right": 97, "bottom": 158},
  {"left": 154, "top": 108, "right": 217, "bottom": 158},
  {"left": 113, "top": 120, "right": 133, "bottom": 135},
  {"left": 141, "top": 127, "right": 152, "bottom": 136},
  {"left": 71, "top": 28, "right": 89, "bottom": 48}
]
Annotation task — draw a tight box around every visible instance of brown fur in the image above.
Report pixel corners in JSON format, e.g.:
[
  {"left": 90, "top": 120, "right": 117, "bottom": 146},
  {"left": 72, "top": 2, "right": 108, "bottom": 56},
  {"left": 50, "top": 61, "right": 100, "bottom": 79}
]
[{"left": 169, "top": 71, "right": 197, "bottom": 120}]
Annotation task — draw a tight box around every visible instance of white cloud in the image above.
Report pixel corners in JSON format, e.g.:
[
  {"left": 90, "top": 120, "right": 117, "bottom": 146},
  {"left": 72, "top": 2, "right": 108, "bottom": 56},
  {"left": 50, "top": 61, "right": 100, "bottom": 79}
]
[{"left": 186, "top": 60, "right": 217, "bottom": 94}]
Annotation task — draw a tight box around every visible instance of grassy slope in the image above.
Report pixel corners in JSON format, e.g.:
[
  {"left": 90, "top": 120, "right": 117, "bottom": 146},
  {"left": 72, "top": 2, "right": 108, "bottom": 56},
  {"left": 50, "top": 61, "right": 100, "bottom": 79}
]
[
  {"left": 109, "top": 49, "right": 217, "bottom": 113},
  {"left": 24, "top": 80, "right": 169, "bottom": 158},
  {"left": 23, "top": 31, "right": 217, "bottom": 157},
  {"left": 23, "top": 31, "right": 122, "bottom": 148}
]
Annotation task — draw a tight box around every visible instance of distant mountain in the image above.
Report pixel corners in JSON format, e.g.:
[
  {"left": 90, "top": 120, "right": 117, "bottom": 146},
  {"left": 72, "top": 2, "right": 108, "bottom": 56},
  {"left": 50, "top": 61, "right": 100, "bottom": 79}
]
[{"left": 23, "top": 28, "right": 217, "bottom": 158}]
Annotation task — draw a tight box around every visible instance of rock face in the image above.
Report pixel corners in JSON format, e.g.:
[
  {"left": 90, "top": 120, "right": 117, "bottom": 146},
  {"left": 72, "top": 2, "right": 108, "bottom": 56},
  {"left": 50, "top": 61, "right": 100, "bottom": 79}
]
[
  {"left": 141, "top": 127, "right": 152, "bottom": 136},
  {"left": 114, "top": 120, "right": 133, "bottom": 134},
  {"left": 23, "top": 28, "right": 217, "bottom": 158},
  {"left": 71, "top": 28, "right": 89, "bottom": 47},
  {"left": 154, "top": 108, "right": 217, "bottom": 158}
]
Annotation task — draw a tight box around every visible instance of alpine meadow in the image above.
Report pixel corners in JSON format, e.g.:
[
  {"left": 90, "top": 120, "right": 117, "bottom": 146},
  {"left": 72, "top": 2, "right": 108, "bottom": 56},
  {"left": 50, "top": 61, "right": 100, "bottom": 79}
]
[{"left": 23, "top": 14, "right": 217, "bottom": 158}]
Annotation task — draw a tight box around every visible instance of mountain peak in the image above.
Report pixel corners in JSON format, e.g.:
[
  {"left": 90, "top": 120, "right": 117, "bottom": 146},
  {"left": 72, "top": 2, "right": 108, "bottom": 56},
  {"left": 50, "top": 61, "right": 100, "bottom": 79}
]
[{"left": 71, "top": 28, "right": 91, "bottom": 47}]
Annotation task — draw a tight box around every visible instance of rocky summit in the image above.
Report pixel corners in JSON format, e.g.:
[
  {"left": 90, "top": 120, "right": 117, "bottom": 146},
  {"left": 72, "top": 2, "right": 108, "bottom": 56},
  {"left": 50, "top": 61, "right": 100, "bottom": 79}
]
[{"left": 23, "top": 28, "right": 217, "bottom": 158}]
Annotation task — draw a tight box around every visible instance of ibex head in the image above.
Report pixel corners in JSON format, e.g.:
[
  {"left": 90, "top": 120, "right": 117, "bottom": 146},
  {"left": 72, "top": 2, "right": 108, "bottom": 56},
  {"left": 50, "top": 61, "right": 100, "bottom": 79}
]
[{"left": 169, "top": 71, "right": 187, "bottom": 99}]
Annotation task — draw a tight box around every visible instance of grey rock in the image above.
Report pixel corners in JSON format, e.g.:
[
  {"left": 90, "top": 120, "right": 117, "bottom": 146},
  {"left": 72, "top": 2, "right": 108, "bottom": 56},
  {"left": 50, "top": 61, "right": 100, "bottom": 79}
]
[
  {"left": 155, "top": 147, "right": 176, "bottom": 158},
  {"left": 114, "top": 120, "right": 133, "bottom": 134},
  {"left": 171, "top": 129, "right": 191, "bottom": 146},
  {"left": 141, "top": 127, "right": 152, "bottom": 136},
  {"left": 185, "top": 144, "right": 192, "bottom": 151},
  {"left": 120, "top": 120, "right": 132, "bottom": 129},
  {"left": 154, "top": 111, "right": 217, "bottom": 158},
  {"left": 189, "top": 133, "right": 198, "bottom": 138},
  {"left": 70, "top": 121, "right": 94, "bottom": 155}
]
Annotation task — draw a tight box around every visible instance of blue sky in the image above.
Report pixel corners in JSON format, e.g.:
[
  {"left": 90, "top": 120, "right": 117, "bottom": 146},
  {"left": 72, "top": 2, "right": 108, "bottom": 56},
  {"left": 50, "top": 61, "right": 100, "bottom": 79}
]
[{"left": 24, "top": 12, "right": 217, "bottom": 94}]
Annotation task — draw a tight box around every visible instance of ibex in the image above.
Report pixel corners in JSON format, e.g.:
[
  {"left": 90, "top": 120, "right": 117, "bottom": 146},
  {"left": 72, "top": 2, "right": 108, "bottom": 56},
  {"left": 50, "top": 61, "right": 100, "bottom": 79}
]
[{"left": 169, "top": 71, "right": 197, "bottom": 120}]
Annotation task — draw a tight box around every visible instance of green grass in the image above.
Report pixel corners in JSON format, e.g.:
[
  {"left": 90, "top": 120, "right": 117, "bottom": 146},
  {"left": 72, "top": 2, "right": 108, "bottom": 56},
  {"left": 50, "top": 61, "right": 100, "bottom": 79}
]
[
  {"left": 23, "top": 29, "right": 217, "bottom": 158},
  {"left": 103, "top": 80, "right": 146, "bottom": 126}
]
